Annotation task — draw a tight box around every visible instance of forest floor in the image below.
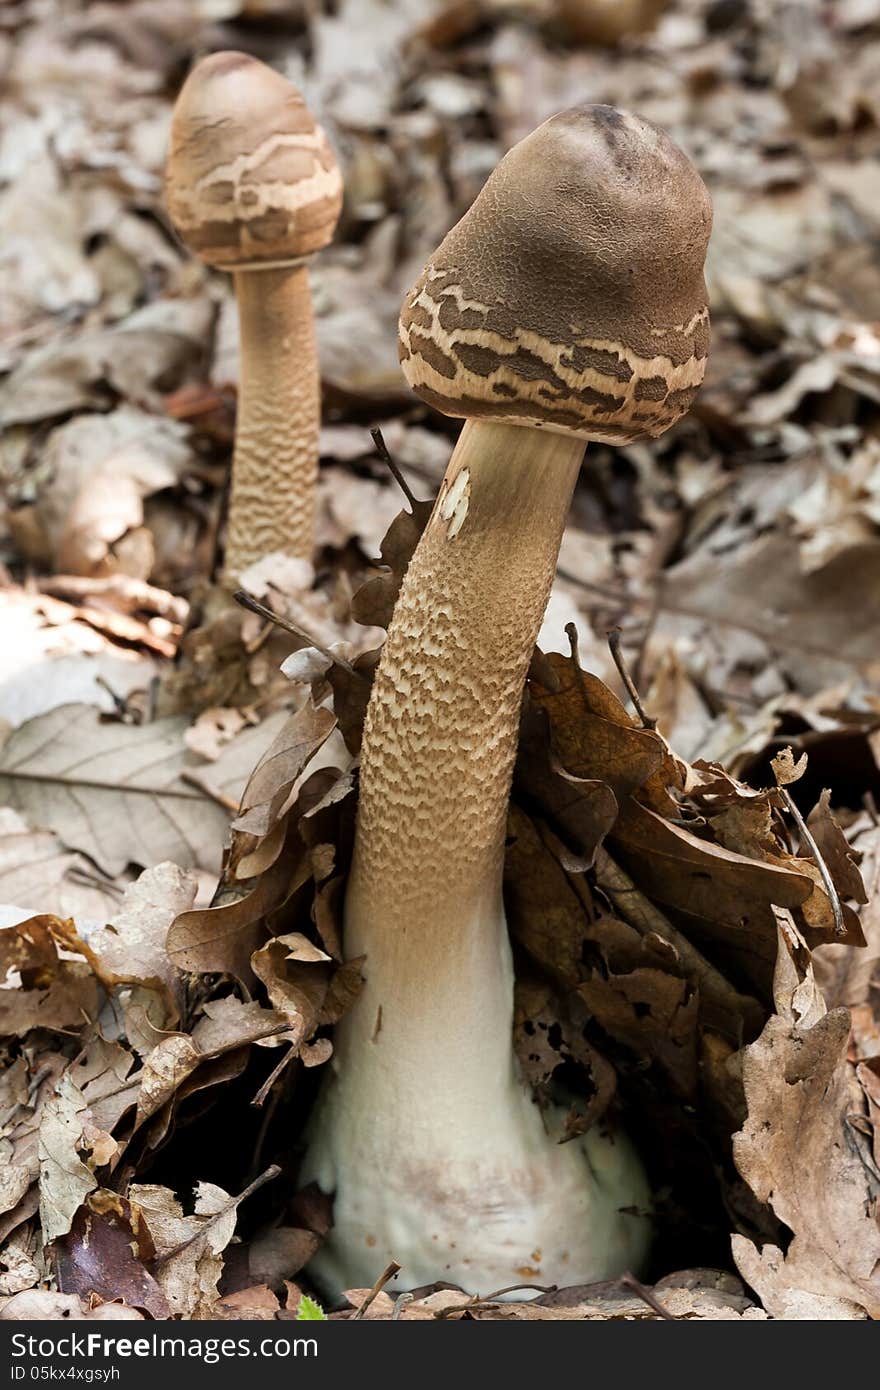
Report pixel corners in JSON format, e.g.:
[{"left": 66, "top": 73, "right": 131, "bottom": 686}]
[{"left": 0, "top": 0, "right": 879, "bottom": 1321}]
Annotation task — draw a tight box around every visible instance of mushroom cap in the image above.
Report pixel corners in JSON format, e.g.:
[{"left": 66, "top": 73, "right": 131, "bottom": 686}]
[
  {"left": 398, "top": 104, "right": 712, "bottom": 443},
  {"left": 165, "top": 51, "right": 342, "bottom": 269}
]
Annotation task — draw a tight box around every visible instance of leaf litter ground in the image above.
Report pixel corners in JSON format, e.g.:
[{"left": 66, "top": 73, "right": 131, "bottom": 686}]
[{"left": 1, "top": 0, "right": 880, "bottom": 1322}]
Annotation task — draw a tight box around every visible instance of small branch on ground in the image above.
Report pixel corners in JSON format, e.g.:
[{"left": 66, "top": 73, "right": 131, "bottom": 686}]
[
  {"left": 233, "top": 588, "right": 358, "bottom": 675},
  {"left": 153, "top": 1165, "right": 281, "bottom": 1269},
  {"left": 779, "top": 786, "right": 847, "bottom": 938},
  {"left": 435, "top": 1282, "right": 553, "bottom": 1318},
  {"left": 607, "top": 626, "right": 657, "bottom": 730},
  {"left": 371, "top": 426, "right": 420, "bottom": 510},
  {"left": 619, "top": 1272, "right": 677, "bottom": 1320},
  {"left": 352, "top": 1261, "right": 402, "bottom": 1319}
]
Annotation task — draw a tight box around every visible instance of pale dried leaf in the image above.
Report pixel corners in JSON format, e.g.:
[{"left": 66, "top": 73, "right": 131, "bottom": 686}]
[
  {"left": 131, "top": 1182, "right": 239, "bottom": 1318},
  {"left": 89, "top": 861, "right": 195, "bottom": 1010},
  {"left": 733, "top": 930, "right": 880, "bottom": 1319},
  {"left": 0, "top": 705, "right": 231, "bottom": 877},
  {"left": 38, "top": 1074, "right": 97, "bottom": 1244},
  {"left": 0, "top": 1289, "right": 143, "bottom": 1320}
]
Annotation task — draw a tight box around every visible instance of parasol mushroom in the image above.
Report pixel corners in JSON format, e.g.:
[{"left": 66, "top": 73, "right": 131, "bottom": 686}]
[
  {"left": 301, "top": 104, "right": 712, "bottom": 1297},
  {"left": 165, "top": 51, "right": 342, "bottom": 579}
]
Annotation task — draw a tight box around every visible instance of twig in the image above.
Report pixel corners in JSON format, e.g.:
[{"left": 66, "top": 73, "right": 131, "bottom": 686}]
[
  {"left": 232, "top": 588, "right": 358, "bottom": 676},
  {"left": 371, "top": 426, "right": 419, "bottom": 511},
  {"left": 251, "top": 1041, "right": 298, "bottom": 1108},
  {"left": 180, "top": 770, "right": 239, "bottom": 812},
  {"left": 478, "top": 1282, "right": 553, "bottom": 1301},
  {"left": 94, "top": 674, "right": 128, "bottom": 718},
  {"left": 391, "top": 1293, "right": 414, "bottom": 1321},
  {"left": 619, "top": 1272, "right": 677, "bottom": 1320},
  {"left": 153, "top": 1165, "right": 281, "bottom": 1268},
  {"left": 607, "top": 626, "right": 657, "bottom": 730},
  {"left": 779, "top": 786, "right": 847, "bottom": 938},
  {"left": 248, "top": 1068, "right": 287, "bottom": 1184},
  {"left": 565, "top": 622, "right": 594, "bottom": 708},
  {"left": 555, "top": 565, "right": 630, "bottom": 604},
  {"left": 434, "top": 1282, "right": 554, "bottom": 1318},
  {"left": 352, "top": 1261, "right": 402, "bottom": 1319}
]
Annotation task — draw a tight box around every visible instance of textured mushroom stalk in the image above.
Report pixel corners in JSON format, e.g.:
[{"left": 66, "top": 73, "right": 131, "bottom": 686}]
[
  {"left": 351, "top": 423, "right": 582, "bottom": 952},
  {"left": 165, "top": 51, "right": 342, "bottom": 578},
  {"left": 301, "top": 422, "right": 652, "bottom": 1296},
  {"left": 226, "top": 266, "right": 318, "bottom": 573}
]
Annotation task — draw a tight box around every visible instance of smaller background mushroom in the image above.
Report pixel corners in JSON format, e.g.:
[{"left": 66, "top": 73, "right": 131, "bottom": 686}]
[{"left": 165, "top": 51, "right": 343, "bottom": 580}]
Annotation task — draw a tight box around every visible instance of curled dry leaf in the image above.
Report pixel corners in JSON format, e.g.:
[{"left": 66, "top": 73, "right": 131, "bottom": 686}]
[
  {"left": 168, "top": 697, "right": 353, "bottom": 992},
  {"left": 12, "top": 407, "right": 195, "bottom": 577},
  {"left": 38, "top": 1074, "right": 98, "bottom": 1246},
  {"left": 770, "top": 745, "right": 808, "bottom": 786},
  {"left": 88, "top": 861, "right": 196, "bottom": 1020},
  {"left": 0, "top": 914, "right": 99, "bottom": 1036},
  {"left": 349, "top": 492, "right": 434, "bottom": 632},
  {"left": 251, "top": 933, "right": 334, "bottom": 1046},
  {"left": 525, "top": 651, "right": 670, "bottom": 803},
  {"left": 806, "top": 790, "right": 868, "bottom": 906},
  {"left": 183, "top": 709, "right": 298, "bottom": 811},
  {"left": 132, "top": 997, "right": 290, "bottom": 1132},
  {"left": 231, "top": 702, "right": 337, "bottom": 841},
  {"left": 732, "top": 921, "right": 880, "bottom": 1320}
]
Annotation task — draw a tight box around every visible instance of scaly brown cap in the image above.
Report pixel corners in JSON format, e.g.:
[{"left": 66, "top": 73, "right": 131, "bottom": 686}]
[
  {"left": 165, "top": 51, "right": 342, "bottom": 269},
  {"left": 399, "top": 104, "right": 712, "bottom": 443}
]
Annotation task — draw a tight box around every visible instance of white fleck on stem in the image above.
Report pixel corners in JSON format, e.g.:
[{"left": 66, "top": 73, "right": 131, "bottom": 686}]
[{"left": 439, "top": 465, "right": 471, "bottom": 538}]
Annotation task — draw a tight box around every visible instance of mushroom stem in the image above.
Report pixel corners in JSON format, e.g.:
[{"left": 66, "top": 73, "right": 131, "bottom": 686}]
[
  {"left": 302, "top": 422, "right": 651, "bottom": 1295},
  {"left": 349, "top": 420, "right": 582, "bottom": 997},
  {"left": 225, "top": 265, "right": 318, "bottom": 577}
]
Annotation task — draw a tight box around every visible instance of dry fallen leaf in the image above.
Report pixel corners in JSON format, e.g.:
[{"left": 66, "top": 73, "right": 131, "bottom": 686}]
[
  {"left": 0, "top": 704, "right": 231, "bottom": 877},
  {"left": 131, "top": 1180, "right": 250, "bottom": 1319},
  {"left": 54, "top": 1192, "right": 170, "bottom": 1319},
  {"left": 732, "top": 921, "right": 880, "bottom": 1320},
  {"left": 38, "top": 1074, "right": 98, "bottom": 1246},
  {"left": 0, "top": 914, "right": 99, "bottom": 1036}
]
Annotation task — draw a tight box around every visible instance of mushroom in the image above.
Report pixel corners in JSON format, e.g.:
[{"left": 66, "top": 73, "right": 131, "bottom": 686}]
[
  {"left": 165, "top": 52, "right": 342, "bottom": 579},
  {"left": 301, "top": 105, "right": 712, "bottom": 1297}
]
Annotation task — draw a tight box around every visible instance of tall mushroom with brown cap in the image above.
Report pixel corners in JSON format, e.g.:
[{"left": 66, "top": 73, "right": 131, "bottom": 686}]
[
  {"left": 301, "top": 104, "right": 712, "bottom": 1298},
  {"left": 165, "top": 52, "right": 342, "bottom": 578}
]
